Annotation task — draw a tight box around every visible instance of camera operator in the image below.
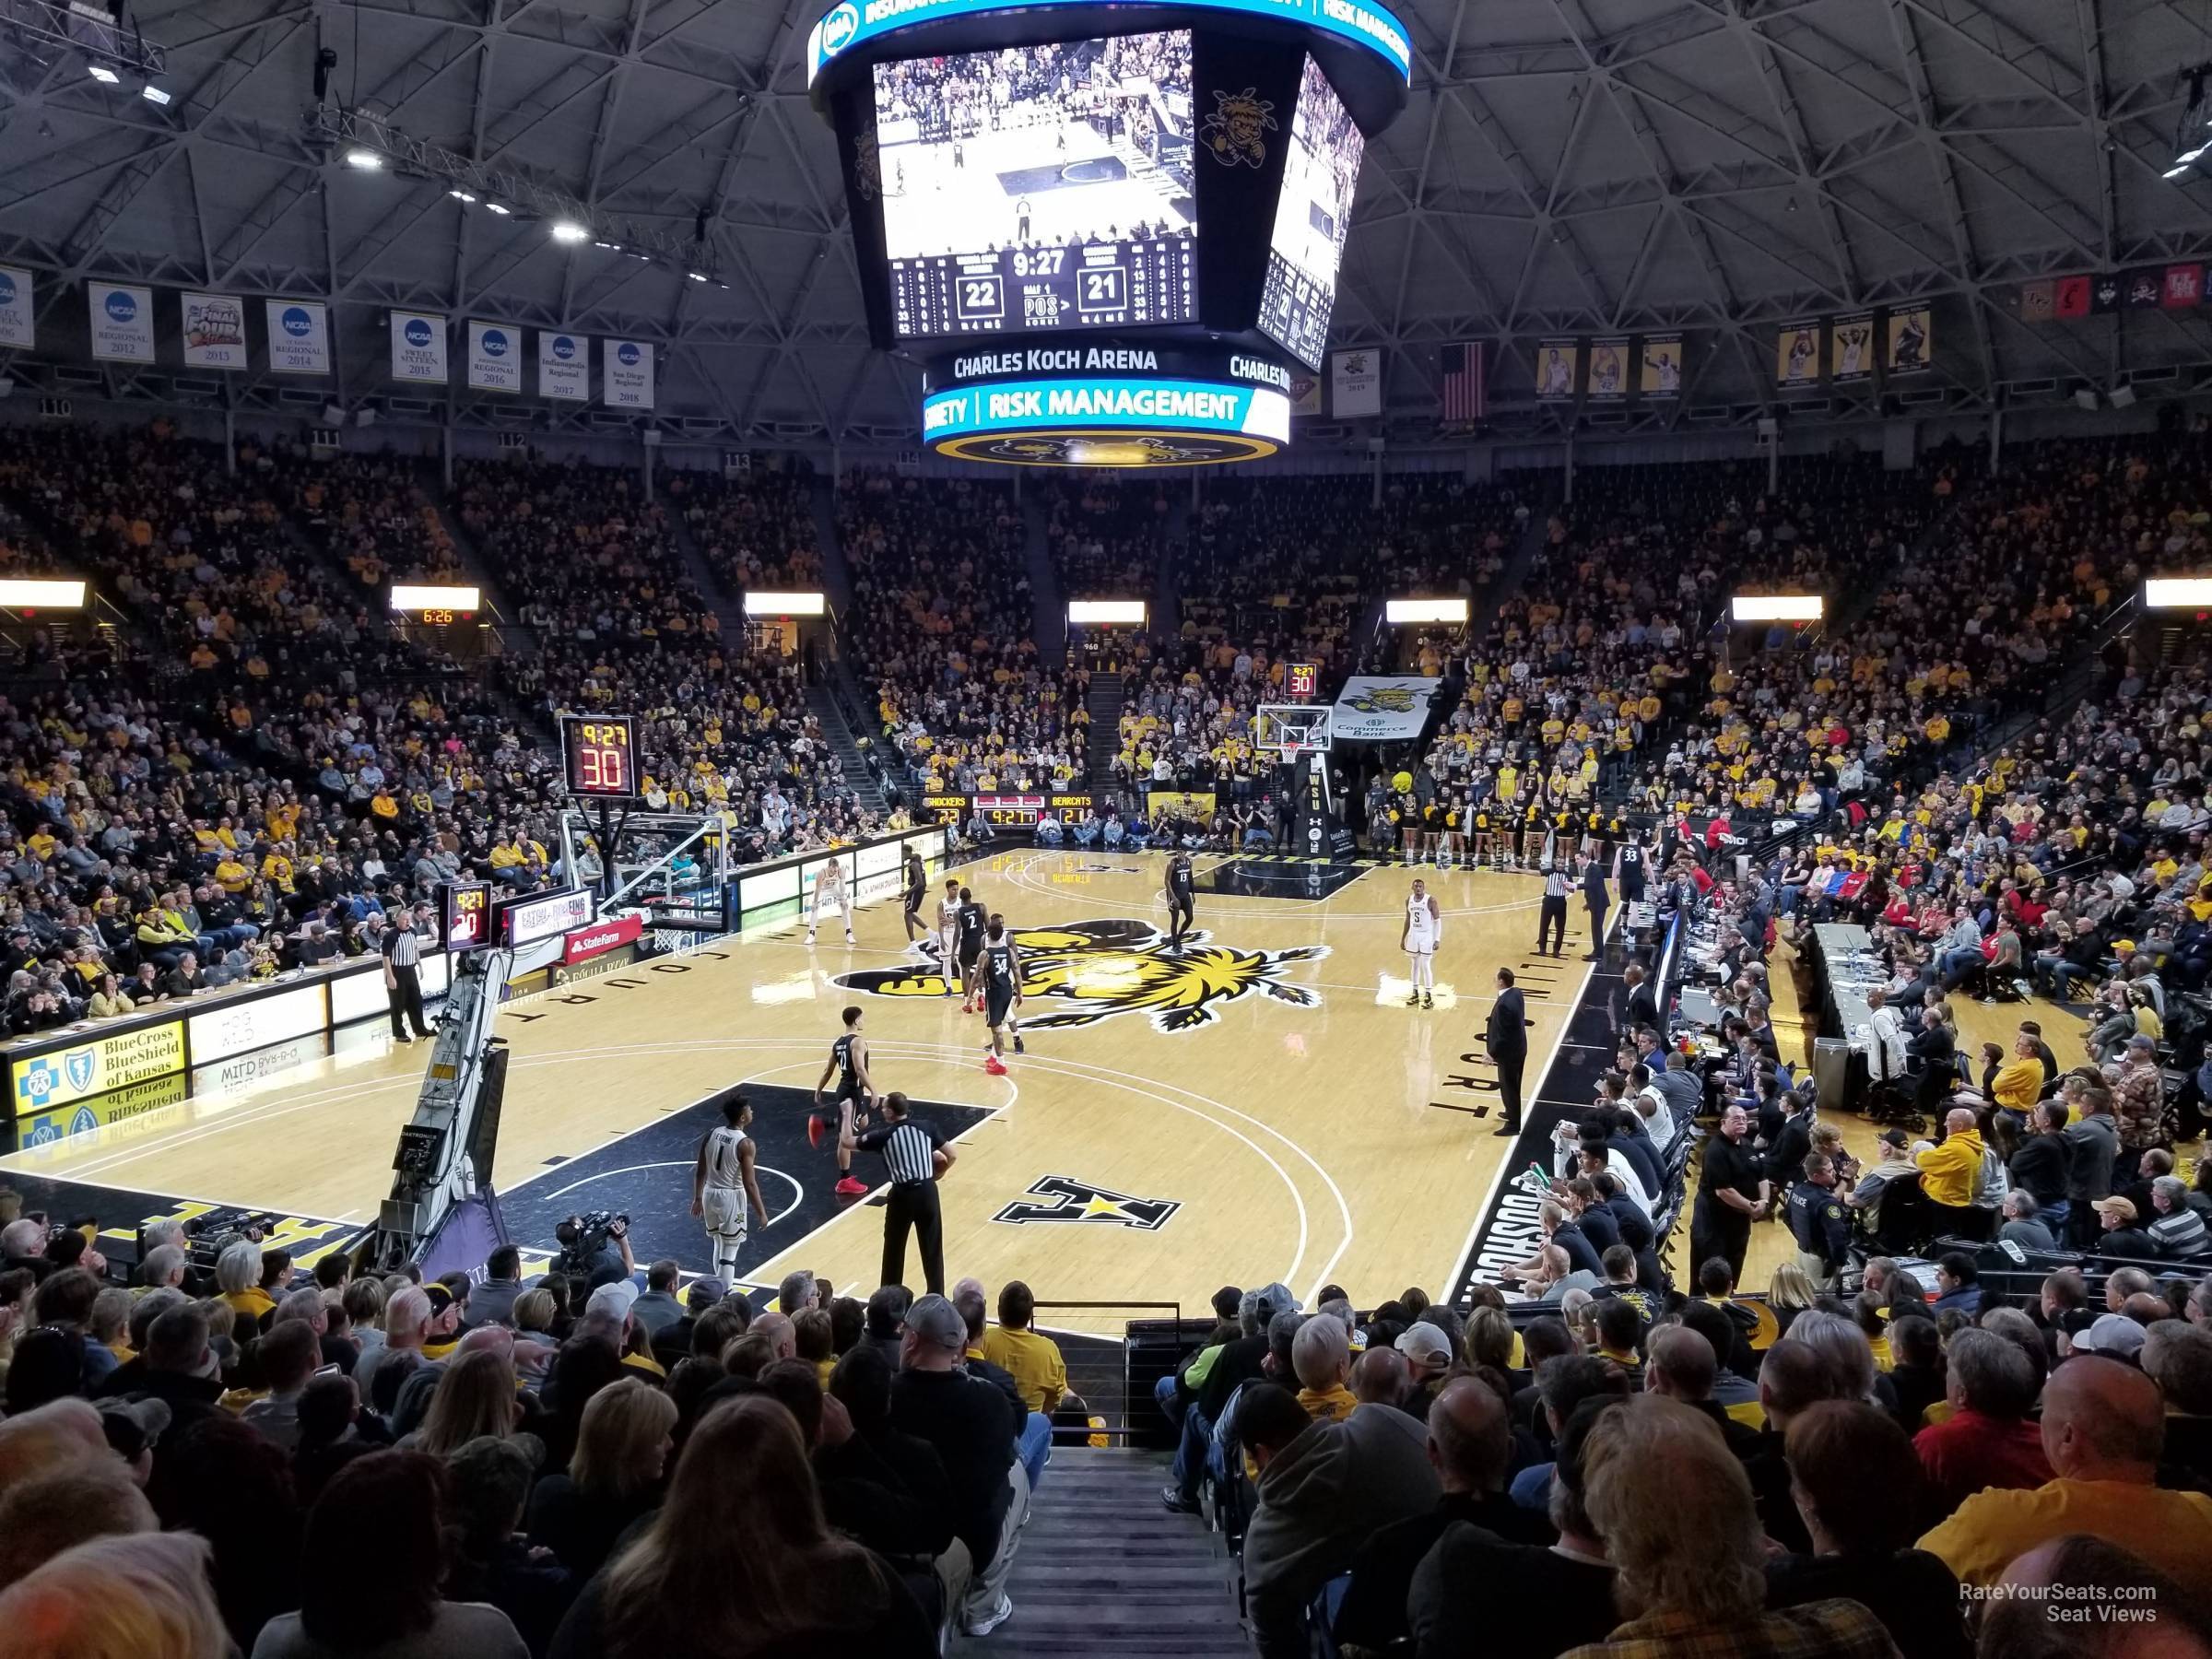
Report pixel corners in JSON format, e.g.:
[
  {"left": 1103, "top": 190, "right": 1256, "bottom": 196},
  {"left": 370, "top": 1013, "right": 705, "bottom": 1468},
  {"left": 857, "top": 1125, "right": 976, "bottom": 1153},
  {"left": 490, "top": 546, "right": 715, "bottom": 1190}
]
[{"left": 555, "top": 1213, "right": 635, "bottom": 1290}]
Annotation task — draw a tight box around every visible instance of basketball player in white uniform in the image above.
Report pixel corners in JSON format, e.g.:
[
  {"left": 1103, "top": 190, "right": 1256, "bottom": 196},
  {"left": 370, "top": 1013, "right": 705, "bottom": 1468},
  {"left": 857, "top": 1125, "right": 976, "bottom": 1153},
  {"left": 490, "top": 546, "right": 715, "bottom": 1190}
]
[
  {"left": 806, "top": 860, "right": 853, "bottom": 945},
  {"left": 1401, "top": 877, "right": 1441, "bottom": 1008},
  {"left": 935, "top": 877, "right": 963, "bottom": 998},
  {"left": 690, "top": 1088, "right": 769, "bottom": 1284}
]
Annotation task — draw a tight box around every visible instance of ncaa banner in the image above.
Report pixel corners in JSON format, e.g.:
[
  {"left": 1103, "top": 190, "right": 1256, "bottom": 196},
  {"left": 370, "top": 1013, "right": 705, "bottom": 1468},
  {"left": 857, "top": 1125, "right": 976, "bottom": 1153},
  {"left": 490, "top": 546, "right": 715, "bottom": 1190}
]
[
  {"left": 1330, "top": 347, "right": 1382, "bottom": 418},
  {"left": 88, "top": 282, "right": 155, "bottom": 362},
  {"left": 466, "top": 320, "right": 522, "bottom": 392},
  {"left": 265, "top": 300, "right": 330, "bottom": 374},
  {"left": 181, "top": 291, "right": 248, "bottom": 370},
  {"left": 390, "top": 310, "right": 449, "bottom": 382},
  {"left": 604, "top": 338, "right": 654, "bottom": 408},
  {"left": 1584, "top": 337, "right": 1628, "bottom": 401},
  {"left": 0, "top": 266, "right": 32, "bottom": 349},
  {"left": 1775, "top": 319, "right": 1821, "bottom": 388},
  {"left": 1288, "top": 366, "right": 1322, "bottom": 417},
  {"left": 1329, "top": 675, "right": 1440, "bottom": 743},
  {"left": 1638, "top": 335, "right": 1683, "bottom": 397},
  {"left": 1534, "top": 338, "right": 1578, "bottom": 401},
  {"left": 539, "top": 330, "right": 588, "bottom": 400},
  {"left": 1830, "top": 312, "right": 1875, "bottom": 384}
]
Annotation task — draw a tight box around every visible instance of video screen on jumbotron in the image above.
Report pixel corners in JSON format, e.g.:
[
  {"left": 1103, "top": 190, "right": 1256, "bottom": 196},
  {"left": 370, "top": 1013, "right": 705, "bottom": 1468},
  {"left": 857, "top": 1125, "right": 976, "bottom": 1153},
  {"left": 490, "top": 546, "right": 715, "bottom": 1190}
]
[
  {"left": 872, "top": 32, "right": 1197, "bottom": 338},
  {"left": 1257, "top": 54, "right": 1365, "bottom": 371}
]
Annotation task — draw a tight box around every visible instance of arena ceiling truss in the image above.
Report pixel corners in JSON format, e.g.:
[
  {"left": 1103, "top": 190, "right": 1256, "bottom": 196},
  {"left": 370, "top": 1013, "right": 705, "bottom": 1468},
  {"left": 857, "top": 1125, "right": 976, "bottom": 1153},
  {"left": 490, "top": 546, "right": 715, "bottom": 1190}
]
[{"left": 2, "top": 0, "right": 2211, "bottom": 445}]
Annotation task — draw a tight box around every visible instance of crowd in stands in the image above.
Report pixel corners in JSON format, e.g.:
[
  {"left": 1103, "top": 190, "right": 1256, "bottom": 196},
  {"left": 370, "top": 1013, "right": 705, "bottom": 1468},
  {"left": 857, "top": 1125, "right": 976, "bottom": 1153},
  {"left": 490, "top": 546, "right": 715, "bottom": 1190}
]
[
  {"left": 842, "top": 467, "right": 1088, "bottom": 794},
  {"left": 664, "top": 463, "right": 823, "bottom": 598},
  {"left": 1045, "top": 472, "right": 1171, "bottom": 599}
]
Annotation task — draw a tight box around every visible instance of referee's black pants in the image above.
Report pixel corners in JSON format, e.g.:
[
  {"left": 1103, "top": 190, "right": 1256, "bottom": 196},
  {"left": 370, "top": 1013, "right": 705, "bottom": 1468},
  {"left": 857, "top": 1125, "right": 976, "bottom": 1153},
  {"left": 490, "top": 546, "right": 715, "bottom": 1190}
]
[
  {"left": 387, "top": 964, "right": 429, "bottom": 1040},
  {"left": 882, "top": 1179, "right": 945, "bottom": 1296},
  {"left": 1536, "top": 895, "right": 1568, "bottom": 954}
]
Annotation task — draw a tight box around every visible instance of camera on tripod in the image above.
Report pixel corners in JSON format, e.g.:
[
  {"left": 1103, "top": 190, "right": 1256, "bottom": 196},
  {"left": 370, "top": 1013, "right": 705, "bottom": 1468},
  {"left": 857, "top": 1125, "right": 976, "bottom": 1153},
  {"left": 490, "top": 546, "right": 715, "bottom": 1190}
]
[{"left": 552, "top": 1209, "right": 629, "bottom": 1274}]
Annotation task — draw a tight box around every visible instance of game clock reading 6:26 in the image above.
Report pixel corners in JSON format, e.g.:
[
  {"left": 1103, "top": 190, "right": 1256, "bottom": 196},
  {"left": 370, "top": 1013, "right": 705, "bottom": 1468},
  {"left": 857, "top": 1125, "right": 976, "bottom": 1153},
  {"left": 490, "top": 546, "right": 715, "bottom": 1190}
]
[{"left": 560, "top": 714, "right": 640, "bottom": 799}]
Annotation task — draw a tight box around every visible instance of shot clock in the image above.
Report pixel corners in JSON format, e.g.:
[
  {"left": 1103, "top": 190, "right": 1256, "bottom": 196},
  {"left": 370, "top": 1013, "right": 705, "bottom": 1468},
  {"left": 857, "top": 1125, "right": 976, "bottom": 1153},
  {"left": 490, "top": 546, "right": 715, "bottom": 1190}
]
[
  {"left": 441, "top": 881, "right": 491, "bottom": 952},
  {"left": 560, "top": 713, "right": 640, "bottom": 800}
]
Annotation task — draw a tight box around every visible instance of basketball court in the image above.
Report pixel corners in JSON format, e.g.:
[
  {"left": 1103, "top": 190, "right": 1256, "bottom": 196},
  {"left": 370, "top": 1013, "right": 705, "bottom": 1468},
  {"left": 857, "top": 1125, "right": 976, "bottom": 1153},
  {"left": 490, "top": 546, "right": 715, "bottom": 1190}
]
[{"left": 0, "top": 850, "right": 1604, "bottom": 1333}]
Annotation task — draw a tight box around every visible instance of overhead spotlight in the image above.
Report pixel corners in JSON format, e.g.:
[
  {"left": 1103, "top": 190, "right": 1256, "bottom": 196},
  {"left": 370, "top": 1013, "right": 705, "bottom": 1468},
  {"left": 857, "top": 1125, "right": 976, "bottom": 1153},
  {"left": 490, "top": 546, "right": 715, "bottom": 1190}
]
[
  {"left": 36, "top": 120, "right": 53, "bottom": 139},
  {"left": 88, "top": 64, "right": 120, "bottom": 84},
  {"left": 2166, "top": 161, "right": 2194, "bottom": 180},
  {"left": 593, "top": 240, "right": 619, "bottom": 251},
  {"left": 687, "top": 271, "right": 708, "bottom": 282},
  {"left": 449, "top": 189, "right": 476, "bottom": 203},
  {"left": 141, "top": 84, "right": 171, "bottom": 106},
  {"left": 484, "top": 202, "right": 512, "bottom": 216},
  {"left": 1784, "top": 196, "right": 1798, "bottom": 213},
  {"left": 550, "top": 220, "right": 588, "bottom": 243},
  {"left": 345, "top": 147, "right": 382, "bottom": 169}
]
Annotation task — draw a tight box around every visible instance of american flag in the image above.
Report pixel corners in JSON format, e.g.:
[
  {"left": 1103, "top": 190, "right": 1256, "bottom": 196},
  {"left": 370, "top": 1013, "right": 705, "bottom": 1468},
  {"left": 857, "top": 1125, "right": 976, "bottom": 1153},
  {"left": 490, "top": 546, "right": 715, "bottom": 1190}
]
[{"left": 1439, "top": 342, "right": 1484, "bottom": 423}]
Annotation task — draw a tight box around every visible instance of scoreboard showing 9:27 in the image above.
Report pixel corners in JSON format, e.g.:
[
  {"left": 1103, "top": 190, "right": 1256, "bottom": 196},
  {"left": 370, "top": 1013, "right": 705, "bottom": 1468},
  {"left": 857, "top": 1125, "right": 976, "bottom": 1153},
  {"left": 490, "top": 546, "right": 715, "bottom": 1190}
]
[{"left": 890, "top": 238, "right": 1196, "bottom": 336}]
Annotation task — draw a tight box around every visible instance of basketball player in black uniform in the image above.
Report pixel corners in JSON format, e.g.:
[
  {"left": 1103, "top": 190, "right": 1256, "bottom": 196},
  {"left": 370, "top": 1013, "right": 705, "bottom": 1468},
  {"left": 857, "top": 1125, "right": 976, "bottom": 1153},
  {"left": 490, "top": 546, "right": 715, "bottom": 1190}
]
[
  {"left": 1164, "top": 849, "right": 1195, "bottom": 952},
  {"left": 1613, "top": 826, "right": 1647, "bottom": 907},
  {"left": 901, "top": 847, "right": 928, "bottom": 944},
  {"left": 810, "top": 1005, "right": 876, "bottom": 1197},
  {"left": 981, "top": 913, "right": 1024, "bottom": 1075},
  {"left": 956, "top": 885, "right": 988, "bottom": 1012}
]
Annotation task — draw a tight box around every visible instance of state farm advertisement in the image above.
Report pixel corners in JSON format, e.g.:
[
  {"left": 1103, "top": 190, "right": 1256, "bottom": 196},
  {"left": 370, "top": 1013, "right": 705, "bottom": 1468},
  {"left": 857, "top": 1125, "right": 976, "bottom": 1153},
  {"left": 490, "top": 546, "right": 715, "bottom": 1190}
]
[{"left": 563, "top": 912, "right": 643, "bottom": 966}]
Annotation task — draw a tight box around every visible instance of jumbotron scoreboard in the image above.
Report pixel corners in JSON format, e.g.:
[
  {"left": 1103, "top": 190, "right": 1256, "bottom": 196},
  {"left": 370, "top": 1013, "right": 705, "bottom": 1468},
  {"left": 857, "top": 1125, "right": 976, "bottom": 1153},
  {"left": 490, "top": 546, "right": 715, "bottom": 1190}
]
[{"left": 807, "top": 0, "right": 1408, "bottom": 465}]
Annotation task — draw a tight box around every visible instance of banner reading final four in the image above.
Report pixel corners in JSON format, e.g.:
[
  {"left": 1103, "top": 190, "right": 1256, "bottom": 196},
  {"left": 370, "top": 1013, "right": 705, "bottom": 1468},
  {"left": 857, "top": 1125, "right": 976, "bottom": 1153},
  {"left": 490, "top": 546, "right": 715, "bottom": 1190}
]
[{"left": 1330, "top": 675, "right": 1441, "bottom": 742}]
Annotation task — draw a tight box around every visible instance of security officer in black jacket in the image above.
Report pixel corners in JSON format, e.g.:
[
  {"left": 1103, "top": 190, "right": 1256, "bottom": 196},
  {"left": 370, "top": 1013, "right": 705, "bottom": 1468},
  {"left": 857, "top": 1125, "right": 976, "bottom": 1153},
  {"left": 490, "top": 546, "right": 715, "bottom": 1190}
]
[{"left": 1784, "top": 1151, "right": 1853, "bottom": 1288}]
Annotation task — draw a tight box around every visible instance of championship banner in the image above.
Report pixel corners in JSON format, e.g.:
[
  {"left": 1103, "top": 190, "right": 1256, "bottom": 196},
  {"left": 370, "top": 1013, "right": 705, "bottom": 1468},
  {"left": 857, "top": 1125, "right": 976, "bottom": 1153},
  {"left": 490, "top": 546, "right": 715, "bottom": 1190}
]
[
  {"left": 1830, "top": 312, "right": 1874, "bottom": 384},
  {"left": 1329, "top": 675, "right": 1440, "bottom": 742},
  {"left": 2165, "top": 264, "right": 2204, "bottom": 309},
  {"left": 1330, "top": 347, "right": 1381, "bottom": 418},
  {"left": 265, "top": 300, "right": 330, "bottom": 374},
  {"left": 1886, "top": 306, "right": 1932, "bottom": 375},
  {"left": 1775, "top": 319, "right": 1821, "bottom": 388},
  {"left": 1583, "top": 337, "right": 1628, "bottom": 401},
  {"left": 0, "top": 266, "right": 32, "bottom": 349},
  {"left": 88, "top": 282, "right": 155, "bottom": 363},
  {"left": 466, "top": 321, "right": 523, "bottom": 392},
  {"left": 1288, "top": 366, "right": 1323, "bottom": 417},
  {"left": 2018, "top": 280, "right": 2053, "bottom": 324},
  {"left": 2125, "top": 270, "right": 2163, "bottom": 309},
  {"left": 391, "top": 310, "right": 449, "bottom": 382},
  {"left": 1638, "top": 334, "right": 1682, "bottom": 398},
  {"left": 539, "top": 330, "right": 589, "bottom": 400},
  {"left": 181, "top": 291, "right": 248, "bottom": 370},
  {"left": 604, "top": 338, "right": 654, "bottom": 408},
  {"left": 1534, "top": 338, "right": 1578, "bottom": 401}
]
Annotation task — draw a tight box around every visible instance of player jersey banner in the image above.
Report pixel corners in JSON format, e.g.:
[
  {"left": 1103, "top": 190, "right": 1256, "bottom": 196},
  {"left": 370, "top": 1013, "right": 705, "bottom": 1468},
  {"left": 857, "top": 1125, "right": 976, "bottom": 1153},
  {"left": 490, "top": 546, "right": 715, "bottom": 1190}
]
[
  {"left": 88, "top": 282, "right": 155, "bottom": 362},
  {"left": 539, "top": 331, "right": 588, "bottom": 400},
  {"left": 1886, "top": 306, "right": 1931, "bottom": 375},
  {"left": 0, "top": 266, "right": 33, "bottom": 349},
  {"left": 1638, "top": 334, "right": 1682, "bottom": 397},
  {"left": 1583, "top": 337, "right": 1628, "bottom": 401},
  {"left": 1830, "top": 312, "right": 1874, "bottom": 384},
  {"left": 1330, "top": 347, "right": 1381, "bottom": 418},
  {"left": 1775, "top": 319, "right": 1821, "bottom": 388},
  {"left": 1330, "top": 675, "right": 1439, "bottom": 743},
  {"left": 265, "top": 300, "right": 330, "bottom": 374},
  {"left": 1534, "top": 338, "right": 1578, "bottom": 401},
  {"left": 390, "top": 310, "right": 449, "bottom": 382},
  {"left": 466, "top": 321, "right": 522, "bottom": 392},
  {"left": 181, "top": 291, "right": 248, "bottom": 369},
  {"left": 604, "top": 338, "right": 654, "bottom": 408}
]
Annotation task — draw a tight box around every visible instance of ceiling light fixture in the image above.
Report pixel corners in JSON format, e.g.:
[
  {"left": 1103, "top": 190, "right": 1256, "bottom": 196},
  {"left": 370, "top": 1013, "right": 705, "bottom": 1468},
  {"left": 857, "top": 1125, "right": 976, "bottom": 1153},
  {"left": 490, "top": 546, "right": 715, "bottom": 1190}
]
[
  {"left": 687, "top": 271, "right": 708, "bottom": 282},
  {"left": 345, "top": 147, "right": 382, "bottom": 169},
  {"left": 550, "top": 220, "right": 588, "bottom": 242},
  {"left": 87, "top": 64, "right": 119, "bottom": 84},
  {"left": 449, "top": 189, "right": 476, "bottom": 202},
  {"left": 141, "top": 84, "right": 171, "bottom": 106},
  {"left": 485, "top": 202, "right": 512, "bottom": 215}
]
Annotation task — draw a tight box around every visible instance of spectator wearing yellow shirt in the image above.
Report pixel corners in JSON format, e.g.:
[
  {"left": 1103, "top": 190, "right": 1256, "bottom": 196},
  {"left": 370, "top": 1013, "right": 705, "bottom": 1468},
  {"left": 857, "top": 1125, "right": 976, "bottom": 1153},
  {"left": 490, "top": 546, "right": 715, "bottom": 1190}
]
[{"left": 979, "top": 1280, "right": 1079, "bottom": 1418}]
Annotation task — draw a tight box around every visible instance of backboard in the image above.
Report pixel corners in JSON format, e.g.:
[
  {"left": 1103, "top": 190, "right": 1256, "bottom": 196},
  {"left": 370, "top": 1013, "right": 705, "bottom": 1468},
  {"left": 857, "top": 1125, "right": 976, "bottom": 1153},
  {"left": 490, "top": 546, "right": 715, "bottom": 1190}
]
[{"left": 1255, "top": 703, "right": 1333, "bottom": 759}]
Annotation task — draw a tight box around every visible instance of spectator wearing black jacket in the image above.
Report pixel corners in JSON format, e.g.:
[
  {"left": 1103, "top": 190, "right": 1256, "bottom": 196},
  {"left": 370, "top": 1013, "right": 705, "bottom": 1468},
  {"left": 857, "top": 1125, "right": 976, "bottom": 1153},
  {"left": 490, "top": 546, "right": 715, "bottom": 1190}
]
[{"left": 2007, "top": 1100, "right": 2073, "bottom": 1231}]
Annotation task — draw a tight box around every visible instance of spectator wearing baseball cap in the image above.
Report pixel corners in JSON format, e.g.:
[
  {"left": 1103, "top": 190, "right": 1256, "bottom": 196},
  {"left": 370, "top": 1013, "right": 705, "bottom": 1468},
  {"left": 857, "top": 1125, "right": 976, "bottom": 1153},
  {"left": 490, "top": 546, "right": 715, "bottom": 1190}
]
[
  {"left": 1394, "top": 1323, "right": 1453, "bottom": 1416},
  {"left": 889, "top": 1292, "right": 1027, "bottom": 1639}
]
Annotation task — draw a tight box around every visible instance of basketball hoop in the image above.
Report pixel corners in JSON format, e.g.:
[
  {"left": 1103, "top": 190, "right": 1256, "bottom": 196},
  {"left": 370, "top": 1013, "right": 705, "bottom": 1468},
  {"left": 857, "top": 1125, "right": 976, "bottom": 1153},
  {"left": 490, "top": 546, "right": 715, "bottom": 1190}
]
[{"left": 1281, "top": 739, "right": 1304, "bottom": 771}]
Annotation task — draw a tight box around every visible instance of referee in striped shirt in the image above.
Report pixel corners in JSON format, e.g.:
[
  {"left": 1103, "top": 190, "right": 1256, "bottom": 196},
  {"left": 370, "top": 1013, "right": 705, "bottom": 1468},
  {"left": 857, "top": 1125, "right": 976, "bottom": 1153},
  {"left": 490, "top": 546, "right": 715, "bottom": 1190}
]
[
  {"left": 382, "top": 906, "right": 433, "bottom": 1044},
  {"left": 1536, "top": 860, "right": 1571, "bottom": 955},
  {"left": 853, "top": 1091, "right": 955, "bottom": 1294}
]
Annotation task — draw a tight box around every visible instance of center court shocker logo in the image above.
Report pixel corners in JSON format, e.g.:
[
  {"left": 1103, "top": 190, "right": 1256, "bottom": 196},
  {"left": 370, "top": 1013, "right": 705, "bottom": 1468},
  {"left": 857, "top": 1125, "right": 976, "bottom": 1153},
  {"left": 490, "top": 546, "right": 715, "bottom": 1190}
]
[
  {"left": 1345, "top": 684, "right": 1417, "bottom": 714},
  {"left": 831, "top": 917, "right": 1326, "bottom": 1034},
  {"left": 1201, "top": 88, "right": 1277, "bottom": 167},
  {"left": 994, "top": 1175, "right": 1180, "bottom": 1230}
]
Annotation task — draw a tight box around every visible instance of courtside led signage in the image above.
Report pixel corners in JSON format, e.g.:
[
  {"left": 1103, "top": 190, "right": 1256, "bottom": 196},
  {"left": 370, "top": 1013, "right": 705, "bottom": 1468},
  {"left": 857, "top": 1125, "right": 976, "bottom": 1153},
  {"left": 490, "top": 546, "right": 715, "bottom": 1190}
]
[
  {"left": 1384, "top": 599, "right": 1468, "bottom": 625},
  {"left": 1730, "top": 594, "right": 1825, "bottom": 623}
]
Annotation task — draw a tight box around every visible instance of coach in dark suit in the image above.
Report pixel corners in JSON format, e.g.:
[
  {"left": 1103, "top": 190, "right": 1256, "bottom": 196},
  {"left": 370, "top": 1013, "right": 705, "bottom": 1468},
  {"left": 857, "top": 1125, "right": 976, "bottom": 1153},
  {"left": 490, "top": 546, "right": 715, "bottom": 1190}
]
[
  {"left": 1580, "top": 855, "right": 1610, "bottom": 961},
  {"left": 1488, "top": 968, "right": 1529, "bottom": 1138}
]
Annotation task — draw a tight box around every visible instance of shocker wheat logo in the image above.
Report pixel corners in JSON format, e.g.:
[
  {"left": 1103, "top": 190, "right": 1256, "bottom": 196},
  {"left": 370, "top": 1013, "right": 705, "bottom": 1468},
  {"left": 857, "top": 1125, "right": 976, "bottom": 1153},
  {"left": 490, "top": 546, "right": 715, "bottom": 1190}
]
[
  {"left": 1346, "top": 685, "right": 1418, "bottom": 714},
  {"left": 832, "top": 918, "right": 1326, "bottom": 1033},
  {"left": 1201, "top": 88, "right": 1277, "bottom": 168}
]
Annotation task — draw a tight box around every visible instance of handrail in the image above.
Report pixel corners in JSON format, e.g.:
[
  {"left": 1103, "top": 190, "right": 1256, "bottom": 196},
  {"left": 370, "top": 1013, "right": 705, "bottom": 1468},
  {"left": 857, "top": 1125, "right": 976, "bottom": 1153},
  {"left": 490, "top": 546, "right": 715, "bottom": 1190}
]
[{"left": 1032, "top": 1299, "right": 1185, "bottom": 1442}]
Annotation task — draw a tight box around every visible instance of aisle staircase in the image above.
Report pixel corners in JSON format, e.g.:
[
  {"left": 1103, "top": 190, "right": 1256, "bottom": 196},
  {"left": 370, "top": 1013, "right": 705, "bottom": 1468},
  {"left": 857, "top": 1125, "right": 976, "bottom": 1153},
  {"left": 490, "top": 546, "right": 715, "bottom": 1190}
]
[
  {"left": 813, "top": 475, "right": 854, "bottom": 615},
  {"left": 1025, "top": 487, "right": 1066, "bottom": 667},
  {"left": 806, "top": 682, "right": 896, "bottom": 814},
  {"left": 662, "top": 494, "right": 750, "bottom": 642},
  {"left": 412, "top": 462, "right": 540, "bottom": 658},
  {"left": 949, "top": 1447, "right": 1252, "bottom": 1659},
  {"left": 1153, "top": 492, "right": 1187, "bottom": 643},
  {"left": 1085, "top": 672, "right": 1124, "bottom": 784}
]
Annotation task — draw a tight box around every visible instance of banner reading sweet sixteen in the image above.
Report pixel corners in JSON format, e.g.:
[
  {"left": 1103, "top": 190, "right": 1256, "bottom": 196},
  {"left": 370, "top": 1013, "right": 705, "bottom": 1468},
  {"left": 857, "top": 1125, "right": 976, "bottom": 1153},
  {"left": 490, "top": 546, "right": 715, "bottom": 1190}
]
[{"left": 1330, "top": 675, "right": 1441, "bottom": 742}]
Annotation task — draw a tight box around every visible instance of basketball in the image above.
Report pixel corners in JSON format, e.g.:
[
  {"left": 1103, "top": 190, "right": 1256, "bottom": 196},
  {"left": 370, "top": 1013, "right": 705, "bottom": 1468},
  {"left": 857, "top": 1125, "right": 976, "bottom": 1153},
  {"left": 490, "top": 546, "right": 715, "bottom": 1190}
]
[{"left": 1393, "top": 770, "right": 1414, "bottom": 793}]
